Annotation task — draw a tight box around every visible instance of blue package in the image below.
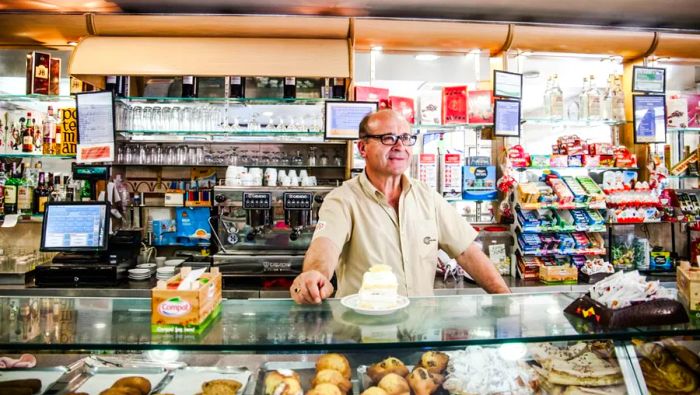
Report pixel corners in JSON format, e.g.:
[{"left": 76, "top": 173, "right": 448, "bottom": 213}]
[
  {"left": 152, "top": 219, "right": 177, "bottom": 246},
  {"left": 175, "top": 207, "right": 211, "bottom": 246},
  {"left": 462, "top": 166, "right": 497, "bottom": 201}
]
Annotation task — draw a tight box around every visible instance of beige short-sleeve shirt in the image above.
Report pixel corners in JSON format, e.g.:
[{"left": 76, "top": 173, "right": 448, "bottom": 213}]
[{"left": 312, "top": 171, "right": 478, "bottom": 297}]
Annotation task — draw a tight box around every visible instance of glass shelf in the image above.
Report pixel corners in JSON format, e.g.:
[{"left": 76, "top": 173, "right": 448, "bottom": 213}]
[
  {"left": 668, "top": 127, "right": 700, "bottom": 133},
  {"left": 3, "top": 293, "right": 698, "bottom": 352},
  {"left": 118, "top": 96, "right": 335, "bottom": 105},
  {"left": 522, "top": 118, "right": 627, "bottom": 127},
  {"left": 119, "top": 129, "right": 323, "bottom": 136},
  {"left": 515, "top": 166, "right": 638, "bottom": 172},
  {"left": 0, "top": 153, "right": 75, "bottom": 159},
  {"left": 112, "top": 163, "right": 345, "bottom": 169},
  {"left": 668, "top": 175, "right": 699, "bottom": 179},
  {"left": 0, "top": 94, "right": 75, "bottom": 103},
  {"left": 413, "top": 123, "right": 492, "bottom": 132}
]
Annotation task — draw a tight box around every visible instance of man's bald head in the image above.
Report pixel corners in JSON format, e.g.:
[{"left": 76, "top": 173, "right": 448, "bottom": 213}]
[{"left": 358, "top": 109, "right": 410, "bottom": 138}]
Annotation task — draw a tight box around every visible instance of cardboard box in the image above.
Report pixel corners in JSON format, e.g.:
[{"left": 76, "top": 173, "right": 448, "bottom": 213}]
[
  {"left": 467, "top": 90, "right": 493, "bottom": 124},
  {"left": 419, "top": 92, "right": 442, "bottom": 125},
  {"left": 441, "top": 86, "right": 468, "bottom": 124},
  {"left": 539, "top": 265, "right": 578, "bottom": 284},
  {"left": 354, "top": 86, "right": 390, "bottom": 109},
  {"left": 49, "top": 58, "right": 61, "bottom": 96},
  {"left": 389, "top": 96, "right": 415, "bottom": 124},
  {"left": 151, "top": 267, "right": 222, "bottom": 334},
  {"left": 26, "top": 51, "right": 50, "bottom": 95},
  {"left": 439, "top": 153, "right": 463, "bottom": 200},
  {"left": 413, "top": 153, "right": 438, "bottom": 190}
]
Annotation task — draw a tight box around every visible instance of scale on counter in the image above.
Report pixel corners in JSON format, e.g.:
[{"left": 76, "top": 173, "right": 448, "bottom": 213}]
[{"left": 34, "top": 201, "right": 140, "bottom": 287}]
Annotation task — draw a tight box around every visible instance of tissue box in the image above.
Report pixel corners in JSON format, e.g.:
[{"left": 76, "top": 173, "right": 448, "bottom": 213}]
[{"left": 151, "top": 267, "right": 222, "bottom": 334}]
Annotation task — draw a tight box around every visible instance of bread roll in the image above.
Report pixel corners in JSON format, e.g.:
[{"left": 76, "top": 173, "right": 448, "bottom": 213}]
[
  {"left": 312, "top": 369, "right": 352, "bottom": 393},
  {"left": 407, "top": 367, "right": 440, "bottom": 395},
  {"left": 99, "top": 388, "right": 142, "bottom": 395},
  {"left": 264, "top": 370, "right": 301, "bottom": 395},
  {"left": 271, "top": 377, "right": 303, "bottom": 395},
  {"left": 367, "top": 357, "right": 409, "bottom": 383},
  {"left": 418, "top": 351, "right": 449, "bottom": 374},
  {"left": 377, "top": 373, "right": 410, "bottom": 395},
  {"left": 201, "top": 382, "right": 237, "bottom": 395},
  {"left": 202, "top": 379, "right": 242, "bottom": 394},
  {"left": 360, "top": 386, "right": 389, "bottom": 395},
  {"left": 112, "top": 376, "right": 152, "bottom": 395},
  {"left": 306, "top": 383, "right": 343, "bottom": 395},
  {"left": 316, "top": 353, "right": 351, "bottom": 379}
]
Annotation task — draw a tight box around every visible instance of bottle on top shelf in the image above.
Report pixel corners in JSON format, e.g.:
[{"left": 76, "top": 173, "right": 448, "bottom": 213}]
[
  {"left": 587, "top": 75, "right": 602, "bottom": 121},
  {"left": 543, "top": 76, "right": 552, "bottom": 119},
  {"left": 105, "top": 76, "right": 128, "bottom": 97},
  {"left": 229, "top": 76, "right": 245, "bottom": 99},
  {"left": 613, "top": 75, "right": 626, "bottom": 121},
  {"left": 182, "top": 75, "right": 198, "bottom": 98},
  {"left": 332, "top": 78, "right": 345, "bottom": 100},
  {"left": 602, "top": 75, "right": 614, "bottom": 121},
  {"left": 22, "top": 113, "right": 34, "bottom": 153},
  {"left": 579, "top": 77, "right": 589, "bottom": 121},
  {"left": 548, "top": 74, "right": 564, "bottom": 121},
  {"left": 42, "top": 106, "right": 58, "bottom": 155},
  {"left": 283, "top": 77, "right": 296, "bottom": 99}
]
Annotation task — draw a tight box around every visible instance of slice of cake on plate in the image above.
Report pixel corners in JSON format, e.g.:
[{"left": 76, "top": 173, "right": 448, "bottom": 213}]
[{"left": 358, "top": 264, "right": 399, "bottom": 309}]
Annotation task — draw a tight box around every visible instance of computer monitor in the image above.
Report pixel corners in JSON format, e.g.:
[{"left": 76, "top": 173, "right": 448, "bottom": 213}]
[{"left": 40, "top": 202, "right": 110, "bottom": 252}]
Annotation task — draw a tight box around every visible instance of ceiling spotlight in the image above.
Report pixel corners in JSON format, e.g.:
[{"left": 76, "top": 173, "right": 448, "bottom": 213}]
[
  {"left": 415, "top": 54, "right": 439, "bottom": 61},
  {"left": 67, "top": 41, "right": 78, "bottom": 46},
  {"left": 371, "top": 46, "right": 383, "bottom": 52}
]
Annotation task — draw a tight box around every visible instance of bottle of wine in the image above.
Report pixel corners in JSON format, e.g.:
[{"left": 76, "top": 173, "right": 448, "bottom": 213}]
[
  {"left": 80, "top": 180, "right": 91, "bottom": 201},
  {"left": 17, "top": 164, "right": 33, "bottom": 216},
  {"left": 105, "top": 76, "right": 118, "bottom": 94},
  {"left": 0, "top": 163, "right": 6, "bottom": 221},
  {"left": 4, "top": 163, "right": 19, "bottom": 215},
  {"left": 182, "top": 75, "right": 198, "bottom": 98},
  {"left": 229, "top": 76, "right": 245, "bottom": 98},
  {"left": 332, "top": 78, "right": 345, "bottom": 99},
  {"left": 22, "top": 113, "right": 34, "bottom": 153},
  {"left": 283, "top": 77, "right": 296, "bottom": 99},
  {"left": 43, "top": 106, "right": 57, "bottom": 155},
  {"left": 33, "top": 172, "right": 49, "bottom": 215}
]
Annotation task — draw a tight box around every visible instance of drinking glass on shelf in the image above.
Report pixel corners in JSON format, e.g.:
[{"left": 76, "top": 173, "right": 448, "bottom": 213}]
[
  {"left": 319, "top": 151, "right": 329, "bottom": 166},
  {"left": 308, "top": 147, "right": 317, "bottom": 166},
  {"left": 130, "top": 106, "right": 143, "bottom": 130},
  {"left": 182, "top": 107, "right": 193, "bottom": 131},
  {"left": 117, "top": 146, "right": 125, "bottom": 163},
  {"left": 162, "top": 107, "right": 171, "bottom": 131},
  {"left": 170, "top": 106, "right": 181, "bottom": 131},
  {"left": 138, "top": 145, "right": 147, "bottom": 164},
  {"left": 146, "top": 146, "right": 157, "bottom": 164},
  {"left": 142, "top": 107, "right": 153, "bottom": 131},
  {"left": 333, "top": 150, "right": 343, "bottom": 166},
  {"left": 155, "top": 145, "right": 164, "bottom": 164},
  {"left": 292, "top": 150, "right": 304, "bottom": 166},
  {"left": 177, "top": 146, "right": 188, "bottom": 165},
  {"left": 152, "top": 107, "right": 163, "bottom": 131},
  {"left": 165, "top": 146, "right": 177, "bottom": 165}
]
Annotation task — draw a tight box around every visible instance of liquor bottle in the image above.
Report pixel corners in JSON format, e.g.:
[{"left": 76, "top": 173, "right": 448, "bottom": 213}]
[
  {"left": 33, "top": 172, "right": 49, "bottom": 215},
  {"left": 549, "top": 74, "right": 564, "bottom": 121},
  {"left": 17, "top": 164, "right": 33, "bottom": 215},
  {"left": 321, "top": 78, "right": 331, "bottom": 99},
  {"left": 50, "top": 175, "right": 60, "bottom": 202},
  {"left": 42, "top": 106, "right": 56, "bottom": 155},
  {"left": 579, "top": 77, "right": 589, "bottom": 121},
  {"left": 64, "top": 176, "right": 74, "bottom": 202},
  {"left": 602, "top": 75, "right": 614, "bottom": 121},
  {"left": 0, "top": 164, "right": 6, "bottom": 221},
  {"left": 105, "top": 76, "right": 118, "bottom": 94},
  {"left": 543, "top": 76, "right": 552, "bottom": 119},
  {"left": 4, "top": 163, "right": 19, "bottom": 215},
  {"left": 332, "top": 78, "right": 345, "bottom": 99},
  {"left": 80, "top": 181, "right": 91, "bottom": 201},
  {"left": 613, "top": 75, "right": 626, "bottom": 121},
  {"left": 32, "top": 114, "right": 42, "bottom": 154},
  {"left": 229, "top": 76, "right": 245, "bottom": 98},
  {"left": 283, "top": 77, "right": 296, "bottom": 99},
  {"left": 54, "top": 124, "right": 62, "bottom": 156},
  {"left": 587, "top": 75, "right": 602, "bottom": 121},
  {"left": 22, "top": 113, "right": 34, "bottom": 153},
  {"left": 182, "top": 76, "right": 198, "bottom": 98}
]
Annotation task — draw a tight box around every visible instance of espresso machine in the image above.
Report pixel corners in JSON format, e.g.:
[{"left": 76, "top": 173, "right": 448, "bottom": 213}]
[{"left": 212, "top": 186, "right": 333, "bottom": 284}]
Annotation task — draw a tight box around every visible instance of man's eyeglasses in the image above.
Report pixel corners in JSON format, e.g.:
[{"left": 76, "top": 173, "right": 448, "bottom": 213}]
[{"left": 363, "top": 133, "right": 419, "bottom": 146}]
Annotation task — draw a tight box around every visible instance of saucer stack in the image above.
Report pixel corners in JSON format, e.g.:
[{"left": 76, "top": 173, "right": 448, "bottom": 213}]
[
  {"left": 157, "top": 266, "right": 177, "bottom": 281},
  {"left": 128, "top": 268, "right": 152, "bottom": 281},
  {"left": 136, "top": 263, "right": 157, "bottom": 276}
]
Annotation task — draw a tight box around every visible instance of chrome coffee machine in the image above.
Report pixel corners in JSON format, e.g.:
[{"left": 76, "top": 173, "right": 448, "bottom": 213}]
[{"left": 212, "top": 186, "right": 333, "bottom": 281}]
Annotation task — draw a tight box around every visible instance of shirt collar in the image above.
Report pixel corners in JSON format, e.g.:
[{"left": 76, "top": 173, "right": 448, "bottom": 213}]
[{"left": 359, "top": 169, "right": 413, "bottom": 202}]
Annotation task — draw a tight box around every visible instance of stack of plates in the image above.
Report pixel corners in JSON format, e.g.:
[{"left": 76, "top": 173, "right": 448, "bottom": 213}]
[
  {"left": 128, "top": 268, "right": 152, "bottom": 281},
  {"left": 136, "top": 263, "right": 157, "bottom": 276},
  {"left": 164, "top": 259, "right": 185, "bottom": 267},
  {"left": 156, "top": 266, "right": 177, "bottom": 281}
]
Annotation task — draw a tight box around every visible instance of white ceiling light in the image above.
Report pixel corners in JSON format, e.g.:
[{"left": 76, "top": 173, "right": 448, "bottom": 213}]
[
  {"left": 415, "top": 54, "right": 439, "bottom": 61},
  {"left": 371, "top": 46, "right": 383, "bottom": 52}
]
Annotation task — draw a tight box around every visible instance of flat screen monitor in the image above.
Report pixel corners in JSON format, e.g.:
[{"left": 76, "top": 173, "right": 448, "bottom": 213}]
[{"left": 40, "top": 202, "right": 110, "bottom": 252}]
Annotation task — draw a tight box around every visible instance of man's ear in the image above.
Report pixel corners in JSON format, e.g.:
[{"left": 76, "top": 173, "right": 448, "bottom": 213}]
[{"left": 357, "top": 140, "right": 367, "bottom": 158}]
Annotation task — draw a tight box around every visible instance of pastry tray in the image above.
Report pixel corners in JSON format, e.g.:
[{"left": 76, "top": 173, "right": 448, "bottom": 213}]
[
  {"left": 158, "top": 367, "right": 252, "bottom": 395},
  {"left": 564, "top": 294, "right": 689, "bottom": 329},
  {"left": 63, "top": 366, "right": 169, "bottom": 394},
  {"left": 256, "top": 361, "right": 360, "bottom": 395},
  {"left": 356, "top": 364, "right": 413, "bottom": 393},
  {"left": 578, "top": 271, "right": 614, "bottom": 284},
  {"left": 0, "top": 366, "right": 68, "bottom": 395}
]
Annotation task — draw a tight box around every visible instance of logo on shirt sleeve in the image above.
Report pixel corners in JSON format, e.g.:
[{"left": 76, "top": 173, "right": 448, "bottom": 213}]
[{"left": 315, "top": 221, "right": 327, "bottom": 231}]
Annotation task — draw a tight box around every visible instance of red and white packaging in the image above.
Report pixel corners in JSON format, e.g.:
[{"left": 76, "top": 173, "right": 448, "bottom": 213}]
[
  {"left": 419, "top": 92, "right": 442, "bottom": 125},
  {"left": 467, "top": 90, "right": 493, "bottom": 124},
  {"left": 686, "top": 94, "right": 700, "bottom": 128},
  {"left": 413, "top": 153, "right": 438, "bottom": 190},
  {"left": 389, "top": 96, "right": 415, "bottom": 124},
  {"left": 439, "top": 153, "right": 463, "bottom": 200},
  {"left": 507, "top": 145, "right": 530, "bottom": 168},
  {"left": 441, "top": 86, "right": 468, "bottom": 125},
  {"left": 354, "top": 86, "right": 390, "bottom": 109}
]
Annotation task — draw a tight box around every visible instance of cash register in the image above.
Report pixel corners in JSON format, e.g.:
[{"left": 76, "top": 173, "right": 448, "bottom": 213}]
[{"left": 34, "top": 201, "right": 141, "bottom": 287}]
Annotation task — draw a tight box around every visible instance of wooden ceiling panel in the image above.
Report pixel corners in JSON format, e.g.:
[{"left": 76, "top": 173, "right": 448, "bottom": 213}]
[
  {"left": 655, "top": 33, "right": 700, "bottom": 60},
  {"left": 0, "top": 14, "right": 88, "bottom": 46},
  {"left": 510, "top": 25, "right": 655, "bottom": 59},
  {"left": 92, "top": 15, "right": 350, "bottom": 39},
  {"left": 353, "top": 19, "right": 509, "bottom": 54}
]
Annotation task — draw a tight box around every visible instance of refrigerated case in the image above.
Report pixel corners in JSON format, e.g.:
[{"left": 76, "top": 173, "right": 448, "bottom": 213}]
[{"left": 1, "top": 293, "right": 700, "bottom": 394}]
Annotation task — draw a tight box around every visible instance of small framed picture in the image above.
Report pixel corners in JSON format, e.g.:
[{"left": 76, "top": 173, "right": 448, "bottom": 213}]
[
  {"left": 633, "top": 94, "right": 667, "bottom": 144},
  {"left": 632, "top": 66, "right": 666, "bottom": 94},
  {"left": 493, "top": 99, "right": 521, "bottom": 137},
  {"left": 493, "top": 70, "right": 523, "bottom": 99},
  {"left": 324, "top": 101, "right": 378, "bottom": 140}
]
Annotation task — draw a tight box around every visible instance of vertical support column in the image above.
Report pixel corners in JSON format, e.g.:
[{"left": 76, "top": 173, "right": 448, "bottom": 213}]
[{"left": 620, "top": 59, "right": 647, "bottom": 180}]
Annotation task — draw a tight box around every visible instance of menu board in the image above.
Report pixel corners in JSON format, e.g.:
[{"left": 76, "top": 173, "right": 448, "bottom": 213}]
[
  {"left": 493, "top": 99, "right": 521, "bottom": 137},
  {"left": 325, "top": 101, "right": 378, "bottom": 140},
  {"left": 75, "top": 91, "right": 115, "bottom": 163},
  {"left": 493, "top": 70, "right": 523, "bottom": 99},
  {"left": 633, "top": 66, "right": 666, "bottom": 94},
  {"left": 633, "top": 95, "right": 667, "bottom": 143}
]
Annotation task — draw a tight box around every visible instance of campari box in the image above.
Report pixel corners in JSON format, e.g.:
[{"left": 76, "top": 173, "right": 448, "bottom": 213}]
[
  {"left": 467, "top": 90, "right": 494, "bottom": 124},
  {"left": 687, "top": 94, "right": 700, "bottom": 128},
  {"left": 441, "top": 86, "right": 468, "bottom": 124},
  {"left": 49, "top": 58, "right": 61, "bottom": 96},
  {"left": 389, "top": 96, "right": 415, "bottom": 124},
  {"left": 412, "top": 153, "right": 438, "bottom": 190},
  {"left": 419, "top": 91, "right": 442, "bottom": 125},
  {"left": 439, "top": 153, "right": 463, "bottom": 200},
  {"left": 667, "top": 96, "right": 688, "bottom": 128},
  {"left": 354, "top": 86, "right": 390, "bottom": 109},
  {"left": 26, "top": 51, "right": 50, "bottom": 95}
]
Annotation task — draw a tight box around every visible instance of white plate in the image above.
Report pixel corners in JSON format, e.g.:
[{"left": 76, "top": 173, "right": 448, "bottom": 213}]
[
  {"left": 340, "top": 294, "right": 410, "bottom": 316},
  {"left": 164, "top": 259, "right": 185, "bottom": 266},
  {"left": 157, "top": 267, "right": 176, "bottom": 274},
  {"left": 128, "top": 268, "right": 150, "bottom": 275}
]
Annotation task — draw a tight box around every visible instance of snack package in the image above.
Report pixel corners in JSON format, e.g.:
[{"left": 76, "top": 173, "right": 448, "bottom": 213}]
[{"left": 548, "top": 178, "right": 574, "bottom": 203}]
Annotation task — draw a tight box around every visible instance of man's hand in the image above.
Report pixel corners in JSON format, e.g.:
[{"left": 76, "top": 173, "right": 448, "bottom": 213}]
[{"left": 290, "top": 270, "right": 334, "bottom": 304}]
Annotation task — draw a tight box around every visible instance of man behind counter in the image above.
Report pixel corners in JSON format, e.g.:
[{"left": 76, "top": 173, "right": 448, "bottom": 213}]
[{"left": 291, "top": 109, "right": 510, "bottom": 304}]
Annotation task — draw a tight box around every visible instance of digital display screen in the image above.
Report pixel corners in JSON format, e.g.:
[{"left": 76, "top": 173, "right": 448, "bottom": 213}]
[
  {"left": 41, "top": 203, "right": 108, "bottom": 251},
  {"left": 325, "top": 101, "right": 378, "bottom": 140},
  {"left": 493, "top": 70, "right": 523, "bottom": 99},
  {"left": 633, "top": 66, "right": 666, "bottom": 94}
]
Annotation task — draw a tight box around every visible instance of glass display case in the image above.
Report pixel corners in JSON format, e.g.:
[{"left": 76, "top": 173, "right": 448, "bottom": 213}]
[{"left": 0, "top": 293, "right": 699, "bottom": 394}]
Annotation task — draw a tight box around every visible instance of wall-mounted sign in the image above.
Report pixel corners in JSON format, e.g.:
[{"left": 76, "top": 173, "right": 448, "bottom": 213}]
[
  {"left": 493, "top": 99, "right": 521, "bottom": 137},
  {"left": 633, "top": 95, "right": 667, "bottom": 144},
  {"left": 633, "top": 66, "right": 666, "bottom": 94},
  {"left": 76, "top": 91, "right": 115, "bottom": 163},
  {"left": 493, "top": 70, "right": 523, "bottom": 99},
  {"left": 324, "top": 101, "right": 378, "bottom": 140}
]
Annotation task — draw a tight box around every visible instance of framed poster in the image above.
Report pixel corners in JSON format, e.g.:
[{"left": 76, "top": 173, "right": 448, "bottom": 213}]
[
  {"left": 633, "top": 66, "right": 666, "bottom": 94},
  {"left": 493, "top": 70, "right": 523, "bottom": 99},
  {"left": 633, "top": 95, "right": 667, "bottom": 144},
  {"left": 324, "top": 101, "right": 378, "bottom": 140},
  {"left": 493, "top": 99, "right": 521, "bottom": 137},
  {"left": 75, "top": 91, "right": 116, "bottom": 163}
]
